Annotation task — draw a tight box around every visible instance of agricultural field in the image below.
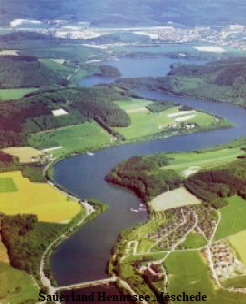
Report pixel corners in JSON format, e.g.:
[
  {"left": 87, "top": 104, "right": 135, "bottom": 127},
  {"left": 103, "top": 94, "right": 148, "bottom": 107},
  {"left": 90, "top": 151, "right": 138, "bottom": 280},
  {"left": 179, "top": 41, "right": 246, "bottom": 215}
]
[
  {"left": 0, "top": 178, "right": 17, "bottom": 192},
  {"left": 3, "top": 146, "right": 43, "bottom": 163},
  {"left": 114, "top": 99, "right": 153, "bottom": 112},
  {"left": 0, "top": 171, "right": 80, "bottom": 222},
  {"left": 215, "top": 196, "right": 246, "bottom": 240},
  {"left": 229, "top": 230, "right": 246, "bottom": 266},
  {"left": 166, "top": 251, "right": 214, "bottom": 297},
  {"left": 114, "top": 100, "right": 217, "bottom": 140},
  {"left": 0, "top": 88, "right": 38, "bottom": 100},
  {"left": 163, "top": 147, "right": 243, "bottom": 176},
  {"left": 150, "top": 187, "right": 201, "bottom": 211},
  {"left": 0, "top": 262, "right": 39, "bottom": 303},
  {"left": 28, "top": 121, "right": 111, "bottom": 157},
  {"left": 179, "top": 233, "right": 207, "bottom": 248},
  {"left": 165, "top": 251, "right": 246, "bottom": 303}
]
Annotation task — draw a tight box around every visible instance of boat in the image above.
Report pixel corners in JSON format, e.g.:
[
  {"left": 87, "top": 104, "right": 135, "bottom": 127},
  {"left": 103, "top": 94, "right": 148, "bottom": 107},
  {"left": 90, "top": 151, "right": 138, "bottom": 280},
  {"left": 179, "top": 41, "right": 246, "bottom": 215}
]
[
  {"left": 130, "top": 208, "right": 139, "bottom": 213},
  {"left": 87, "top": 152, "right": 94, "bottom": 156}
]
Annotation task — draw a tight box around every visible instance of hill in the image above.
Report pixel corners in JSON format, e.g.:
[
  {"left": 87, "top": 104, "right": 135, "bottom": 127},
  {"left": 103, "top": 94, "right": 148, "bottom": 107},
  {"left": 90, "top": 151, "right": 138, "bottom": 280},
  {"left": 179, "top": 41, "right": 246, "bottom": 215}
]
[
  {"left": 117, "top": 57, "right": 246, "bottom": 108},
  {"left": 2, "top": 0, "right": 246, "bottom": 27},
  {"left": 0, "top": 55, "right": 68, "bottom": 88}
]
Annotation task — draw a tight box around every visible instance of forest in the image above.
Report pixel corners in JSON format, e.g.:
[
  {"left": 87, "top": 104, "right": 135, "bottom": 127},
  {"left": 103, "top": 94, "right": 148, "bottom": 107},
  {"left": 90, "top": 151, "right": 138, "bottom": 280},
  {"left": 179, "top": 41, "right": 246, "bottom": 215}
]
[
  {"left": 106, "top": 154, "right": 182, "bottom": 203},
  {"left": 0, "top": 55, "right": 68, "bottom": 88},
  {"left": 185, "top": 156, "right": 246, "bottom": 208},
  {"left": 1, "top": 214, "right": 65, "bottom": 277}
]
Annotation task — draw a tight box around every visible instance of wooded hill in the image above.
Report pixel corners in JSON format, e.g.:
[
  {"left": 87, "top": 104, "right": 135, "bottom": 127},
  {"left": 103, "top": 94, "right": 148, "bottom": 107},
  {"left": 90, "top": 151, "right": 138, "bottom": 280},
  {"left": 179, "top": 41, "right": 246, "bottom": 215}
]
[
  {"left": 185, "top": 156, "right": 246, "bottom": 209},
  {"left": 105, "top": 154, "right": 182, "bottom": 203},
  {"left": 2, "top": 0, "right": 246, "bottom": 27},
  {"left": 117, "top": 57, "right": 246, "bottom": 108},
  {"left": 0, "top": 86, "right": 130, "bottom": 148},
  {"left": 0, "top": 55, "right": 70, "bottom": 88}
]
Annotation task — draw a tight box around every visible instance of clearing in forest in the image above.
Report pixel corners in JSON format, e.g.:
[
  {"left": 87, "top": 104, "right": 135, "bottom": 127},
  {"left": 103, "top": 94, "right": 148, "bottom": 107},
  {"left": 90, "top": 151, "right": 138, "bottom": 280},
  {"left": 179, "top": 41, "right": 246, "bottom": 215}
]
[{"left": 150, "top": 187, "right": 201, "bottom": 211}]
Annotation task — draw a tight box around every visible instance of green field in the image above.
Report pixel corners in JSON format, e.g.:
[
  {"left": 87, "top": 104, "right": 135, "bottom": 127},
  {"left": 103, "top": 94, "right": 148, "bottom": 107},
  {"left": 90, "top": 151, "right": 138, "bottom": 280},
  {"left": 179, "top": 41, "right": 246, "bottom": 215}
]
[
  {"left": 28, "top": 121, "right": 111, "bottom": 157},
  {"left": 179, "top": 233, "right": 207, "bottom": 248},
  {"left": 164, "top": 147, "right": 243, "bottom": 176},
  {"left": 0, "top": 88, "right": 38, "bottom": 100},
  {"left": 224, "top": 275, "right": 246, "bottom": 288},
  {"left": 114, "top": 99, "right": 218, "bottom": 140},
  {"left": 165, "top": 251, "right": 246, "bottom": 303},
  {"left": 40, "top": 58, "right": 74, "bottom": 78},
  {"left": 0, "top": 262, "right": 38, "bottom": 303},
  {"left": 215, "top": 196, "right": 246, "bottom": 240},
  {"left": 114, "top": 99, "right": 153, "bottom": 111},
  {"left": 166, "top": 251, "right": 214, "bottom": 298},
  {"left": 0, "top": 178, "right": 17, "bottom": 192},
  {"left": 229, "top": 230, "right": 246, "bottom": 267}
]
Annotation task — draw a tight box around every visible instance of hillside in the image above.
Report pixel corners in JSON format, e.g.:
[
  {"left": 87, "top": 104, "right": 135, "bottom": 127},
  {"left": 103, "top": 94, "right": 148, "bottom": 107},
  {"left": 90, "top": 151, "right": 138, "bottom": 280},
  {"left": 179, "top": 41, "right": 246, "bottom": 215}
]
[
  {"left": 0, "top": 86, "right": 130, "bottom": 148},
  {"left": 117, "top": 57, "right": 246, "bottom": 108},
  {"left": 2, "top": 0, "right": 246, "bottom": 27},
  {"left": 0, "top": 56, "right": 68, "bottom": 88}
]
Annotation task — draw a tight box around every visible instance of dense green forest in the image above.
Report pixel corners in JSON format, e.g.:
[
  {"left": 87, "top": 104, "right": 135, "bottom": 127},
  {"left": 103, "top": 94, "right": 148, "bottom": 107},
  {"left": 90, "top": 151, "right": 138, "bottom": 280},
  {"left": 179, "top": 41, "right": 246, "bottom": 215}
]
[
  {"left": 1, "top": 214, "right": 66, "bottom": 277},
  {"left": 185, "top": 156, "right": 246, "bottom": 208},
  {"left": 0, "top": 56, "right": 69, "bottom": 88},
  {"left": 0, "top": 86, "right": 130, "bottom": 148},
  {"left": 106, "top": 154, "right": 182, "bottom": 203}
]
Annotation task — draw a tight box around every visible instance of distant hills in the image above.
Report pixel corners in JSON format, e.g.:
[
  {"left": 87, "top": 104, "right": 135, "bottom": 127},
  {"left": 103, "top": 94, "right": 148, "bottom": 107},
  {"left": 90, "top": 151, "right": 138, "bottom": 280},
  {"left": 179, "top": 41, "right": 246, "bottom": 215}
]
[{"left": 2, "top": 0, "right": 246, "bottom": 27}]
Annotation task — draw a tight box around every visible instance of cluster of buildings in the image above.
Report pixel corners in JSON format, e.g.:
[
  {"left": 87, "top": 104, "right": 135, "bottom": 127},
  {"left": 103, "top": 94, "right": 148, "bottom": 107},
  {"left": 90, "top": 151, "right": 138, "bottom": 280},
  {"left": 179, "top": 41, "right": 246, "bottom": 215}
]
[
  {"left": 140, "top": 25, "right": 246, "bottom": 50},
  {"left": 207, "top": 241, "right": 245, "bottom": 280},
  {"left": 137, "top": 262, "right": 165, "bottom": 284},
  {"left": 30, "top": 151, "right": 53, "bottom": 164}
]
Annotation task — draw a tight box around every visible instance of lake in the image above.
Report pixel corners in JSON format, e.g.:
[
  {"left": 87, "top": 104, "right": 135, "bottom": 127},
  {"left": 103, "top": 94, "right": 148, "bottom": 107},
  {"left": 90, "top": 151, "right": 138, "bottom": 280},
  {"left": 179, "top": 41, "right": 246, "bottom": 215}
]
[{"left": 51, "top": 55, "right": 246, "bottom": 299}]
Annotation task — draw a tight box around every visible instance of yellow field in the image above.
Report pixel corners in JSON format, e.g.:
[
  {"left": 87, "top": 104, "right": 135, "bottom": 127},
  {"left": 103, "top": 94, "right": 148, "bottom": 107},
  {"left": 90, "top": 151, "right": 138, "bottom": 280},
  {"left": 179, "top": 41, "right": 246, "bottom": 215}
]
[
  {"left": 150, "top": 187, "right": 201, "bottom": 211},
  {"left": 0, "top": 239, "right": 9, "bottom": 264},
  {"left": 229, "top": 230, "right": 246, "bottom": 266},
  {"left": 3, "top": 147, "right": 43, "bottom": 163},
  {"left": 0, "top": 171, "right": 80, "bottom": 222}
]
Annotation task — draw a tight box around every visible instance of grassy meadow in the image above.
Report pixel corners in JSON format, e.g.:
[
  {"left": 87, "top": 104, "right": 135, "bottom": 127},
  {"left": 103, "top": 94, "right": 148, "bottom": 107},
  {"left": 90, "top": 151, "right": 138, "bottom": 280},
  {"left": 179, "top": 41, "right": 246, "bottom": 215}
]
[
  {"left": 0, "top": 262, "right": 39, "bottom": 303},
  {"left": 165, "top": 251, "right": 246, "bottom": 303},
  {"left": 28, "top": 121, "right": 111, "bottom": 157},
  {"left": 215, "top": 196, "right": 246, "bottom": 240},
  {"left": 114, "top": 99, "right": 217, "bottom": 140},
  {"left": 0, "top": 171, "right": 80, "bottom": 222},
  {"left": 179, "top": 233, "right": 207, "bottom": 248},
  {"left": 229, "top": 230, "right": 246, "bottom": 266},
  {"left": 0, "top": 88, "right": 38, "bottom": 100},
  {"left": 3, "top": 147, "right": 43, "bottom": 163},
  {"left": 166, "top": 251, "right": 214, "bottom": 297},
  {"left": 0, "top": 178, "right": 17, "bottom": 192},
  {"left": 163, "top": 147, "right": 243, "bottom": 176}
]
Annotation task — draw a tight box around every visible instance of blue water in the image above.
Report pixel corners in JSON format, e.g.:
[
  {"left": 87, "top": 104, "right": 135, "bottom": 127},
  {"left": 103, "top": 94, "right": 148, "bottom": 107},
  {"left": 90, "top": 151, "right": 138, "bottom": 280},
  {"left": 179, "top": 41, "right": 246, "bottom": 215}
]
[
  {"left": 51, "top": 56, "right": 246, "bottom": 287},
  {"left": 80, "top": 55, "right": 207, "bottom": 86}
]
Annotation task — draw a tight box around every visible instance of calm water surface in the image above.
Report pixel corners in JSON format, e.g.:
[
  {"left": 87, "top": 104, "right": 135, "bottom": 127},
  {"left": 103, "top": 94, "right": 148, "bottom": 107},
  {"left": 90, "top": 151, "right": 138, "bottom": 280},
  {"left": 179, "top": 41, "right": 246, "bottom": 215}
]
[{"left": 80, "top": 56, "right": 207, "bottom": 86}]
